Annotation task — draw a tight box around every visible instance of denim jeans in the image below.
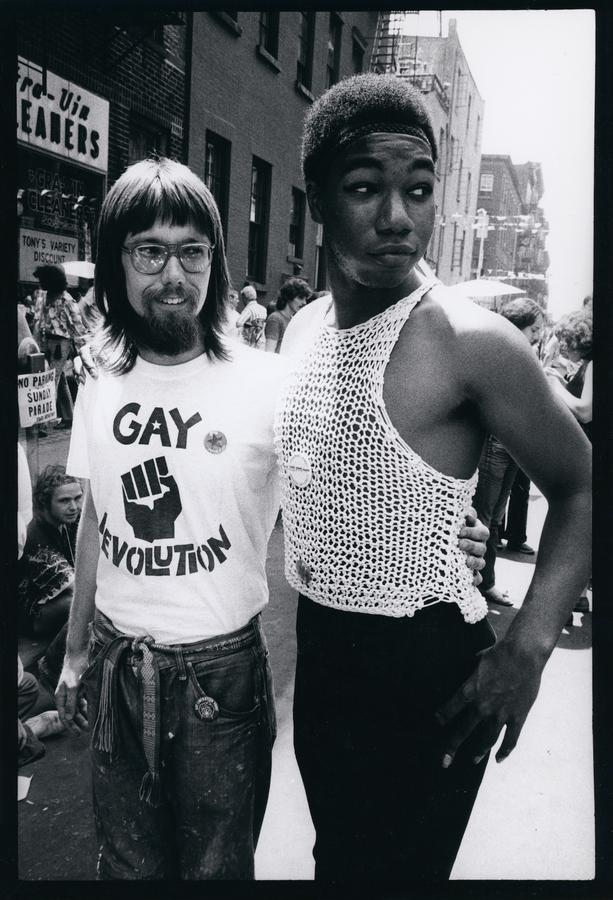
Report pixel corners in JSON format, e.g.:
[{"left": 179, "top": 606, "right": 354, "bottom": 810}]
[
  {"left": 293, "top": 596, "right": 496, "bottom": 881},
  {"left": 473, "top": 436, "right": 518, "bottom": 592},
  {"left": 82, "top": 610, "right": 276, "bottom": 880}
]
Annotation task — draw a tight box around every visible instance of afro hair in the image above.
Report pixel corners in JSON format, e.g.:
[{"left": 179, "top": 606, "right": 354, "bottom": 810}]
[{"left": 301, "top": 73, "right": 438, "bottom": 185}]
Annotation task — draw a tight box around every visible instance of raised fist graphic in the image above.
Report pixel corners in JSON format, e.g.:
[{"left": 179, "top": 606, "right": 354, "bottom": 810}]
[{"left": 121, "top": 456, "right": 182, "bottom": 543}]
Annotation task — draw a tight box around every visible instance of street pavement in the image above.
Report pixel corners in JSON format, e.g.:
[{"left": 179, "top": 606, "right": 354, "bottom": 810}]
[{"left": 18, "top": 427, "right": 593, "bottom": 881}]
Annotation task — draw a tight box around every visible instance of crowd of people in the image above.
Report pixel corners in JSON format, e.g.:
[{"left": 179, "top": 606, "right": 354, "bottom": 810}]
[{"left": 16, "top": 73, "right": 591, "bottom": 883}]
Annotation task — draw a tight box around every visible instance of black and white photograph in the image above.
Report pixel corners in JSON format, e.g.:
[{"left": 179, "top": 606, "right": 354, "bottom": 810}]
[{"left": 12, "top": 5, "right": 604, "bottom": 890}]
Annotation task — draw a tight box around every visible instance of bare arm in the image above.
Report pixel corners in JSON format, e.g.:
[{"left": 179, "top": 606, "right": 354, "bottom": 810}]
[
  {"left": 437, "top": 310, "right": 591, "bottom": 766},
  {"left": 56, "top": 480, "right": 100, "bottom": 733},
  {"left": 547, "top": 360, "right": 592, "bottom": 424}
]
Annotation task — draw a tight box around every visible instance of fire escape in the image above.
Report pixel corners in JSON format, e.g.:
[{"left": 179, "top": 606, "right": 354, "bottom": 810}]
[{"left": 369, "top": 11, "right": 405, "bottom": 74}]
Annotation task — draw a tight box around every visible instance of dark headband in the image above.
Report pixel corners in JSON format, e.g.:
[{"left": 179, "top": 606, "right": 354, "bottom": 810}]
[{"left": 335, "top": 122, "right": 434, "bottom": 156}]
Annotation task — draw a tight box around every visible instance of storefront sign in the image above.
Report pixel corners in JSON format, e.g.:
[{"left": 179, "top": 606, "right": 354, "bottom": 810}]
[
  {"left": 19, "top": 228, "right": 78, "bottom": 280},
  {"left": 17, "top": 57, "right": 109, "bottom": 174},
  {"left": 18, "top": 369, "right": 57, "bottom": 426}
]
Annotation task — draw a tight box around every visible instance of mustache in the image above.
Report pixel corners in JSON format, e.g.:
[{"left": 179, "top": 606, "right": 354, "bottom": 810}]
[{"left": 142, "top": 285, "right": 199, "bottom": 304}]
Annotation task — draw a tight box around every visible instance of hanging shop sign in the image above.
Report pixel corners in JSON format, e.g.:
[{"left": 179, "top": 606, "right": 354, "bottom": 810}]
[
  {"left": 17, "top": 56, "right": 109, "bottom": 174},
  {"left": 19, "top": 228, "right": 78, "bottom": 280}
]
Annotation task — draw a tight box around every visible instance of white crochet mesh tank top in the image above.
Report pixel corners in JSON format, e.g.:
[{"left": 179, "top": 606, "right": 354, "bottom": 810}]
[{"left": 275, "top": 281, "right": 488, "bottom": 624}]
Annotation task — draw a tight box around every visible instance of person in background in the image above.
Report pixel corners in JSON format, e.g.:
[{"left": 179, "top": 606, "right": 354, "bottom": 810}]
[
  {"left": 236, "top": 283, "right": 267, "bottom": 348},
  {"left": 472, "top": 298, "right": 545, "bottom": 607},
  {"left": 265, "top": 277, "right": 312, "bottom": 353},
  {"left": 18, "top": 445, "right": 66, "bottom": 766},
  {"left": 18, "top": 465, "right": 82, "bottom": 640},
  {"left": 547, "top": 309, "right": 593, "bottom": 442},
  {"left": 33, "top": 264, "right": 86, "bottom": 428},
  {"left": 546, "top": 308, "right": 593, "bottom": 616}
]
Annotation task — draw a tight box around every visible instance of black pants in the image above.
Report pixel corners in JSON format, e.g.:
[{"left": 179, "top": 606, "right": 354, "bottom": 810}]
[
  {"left": 293, "top": 596, "right": 496, "bottom": 882},
  {"left": 503, "top": 468, "right": 531, "bottom": 545}
]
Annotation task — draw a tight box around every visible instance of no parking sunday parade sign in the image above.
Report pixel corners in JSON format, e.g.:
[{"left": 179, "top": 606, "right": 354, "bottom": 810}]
[{"left": 18, "top": 370, "right": 56, "bottom": 426}]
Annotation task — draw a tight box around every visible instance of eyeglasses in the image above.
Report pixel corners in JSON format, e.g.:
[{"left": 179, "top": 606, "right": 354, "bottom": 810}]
[{"left": 122, "top": 241, "right": 215, "bottom": 275}]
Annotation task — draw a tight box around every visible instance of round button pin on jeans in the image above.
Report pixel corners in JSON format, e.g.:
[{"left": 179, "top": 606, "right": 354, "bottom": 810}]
[{"left": 194, "top": 695, "right": 219, "bottom": 721}]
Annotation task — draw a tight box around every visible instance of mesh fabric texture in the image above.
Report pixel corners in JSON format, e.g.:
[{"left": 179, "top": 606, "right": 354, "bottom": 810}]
[{"left": 275, "top": 282, "right": 488, "bottom": 624}]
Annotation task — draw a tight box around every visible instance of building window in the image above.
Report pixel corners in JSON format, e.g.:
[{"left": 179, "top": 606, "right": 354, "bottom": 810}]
[
  {"left": 456, "top": 157, "right": 463, "bottom": 202},
  {"left": 466, "top": 94, "right": 472, "bottom": 133},
  {"left": 297, "top": 11, "right": 316, "bottom": 90},
  {"left": 128, "top": 115, "right": 169, "bottom": 164},
  {"left": 480, "top": 172, "right": 494, "bottom": 193},
  {"left": 352, "top": 37, "right": 364, "bottom": 73},
  {"left": 204, "top": 131, "right": 231, "bottom": 241},
  {"left": 475, "top": 115, "right": 481, "bottom": 149},
  {"left": 452, "top": 226, "right": 465, "bottom": 272},
  {"left": 449, "top": 136, "right": 455, "bottom": 174},
  {"left": 259, "top": 11, "right": 279, "bottom": 58},
  {"left": 326, "top": 13, "right": 342, "bottom": 88},
  {"left": 248, "top": 156, "right": 272, "bottom": 283},
  {"left": 288, "top": 187, "right": 306, "bottom": 260}
]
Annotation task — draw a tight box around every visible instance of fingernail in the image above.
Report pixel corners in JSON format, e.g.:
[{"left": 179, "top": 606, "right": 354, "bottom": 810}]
[{"left": 442, "top": 754, "right": 453, "bottom": 769}]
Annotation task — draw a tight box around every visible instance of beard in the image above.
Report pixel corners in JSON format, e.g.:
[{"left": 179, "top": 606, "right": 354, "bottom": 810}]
[{"left": 131, "top": 287, "right": 203, "bottom": 356}]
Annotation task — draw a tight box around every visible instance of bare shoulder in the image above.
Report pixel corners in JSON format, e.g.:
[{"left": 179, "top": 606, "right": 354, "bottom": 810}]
[{"left": 422, "top": 284, "right": 533, "bottom": 366}]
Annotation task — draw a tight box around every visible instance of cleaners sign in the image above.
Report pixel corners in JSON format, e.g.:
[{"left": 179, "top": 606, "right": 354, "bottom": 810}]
[
  {"left": 18, "top": 370, "right": 57, "bottom": 426},
  {"left": 17, "top": 57, "right": 109, "bottom": 174}
]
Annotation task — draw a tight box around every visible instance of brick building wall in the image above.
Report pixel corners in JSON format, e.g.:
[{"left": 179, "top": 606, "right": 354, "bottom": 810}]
[
  {"left": 16, "top": 11, "right": 188, "bottom": 287},
  {"left": 188, "top": 10, "right": 378, "bottom": 303}
]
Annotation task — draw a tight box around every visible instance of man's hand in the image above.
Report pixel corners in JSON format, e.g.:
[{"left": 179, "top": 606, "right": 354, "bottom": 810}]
[
  {"left": 75, "top": 343, "right": 99, "bottom": 384},
  {"left": 459, "top": 507, "right": 488, "bottom": 586},
  {"left": 435, "top": 639, "right": 542, "bottom": 768},
  {"left": 56, "top": 651, "right": 90, "bottom": 735}
]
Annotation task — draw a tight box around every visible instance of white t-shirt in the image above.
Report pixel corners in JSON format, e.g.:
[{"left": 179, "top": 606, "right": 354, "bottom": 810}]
[{"left": 67, "top": 345, "right": 289, "bottom": 643}]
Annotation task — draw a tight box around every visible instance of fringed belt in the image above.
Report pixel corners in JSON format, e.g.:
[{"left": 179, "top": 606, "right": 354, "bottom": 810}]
[{"left": 89, "top": 612, "right": 261, "bottom": 808}]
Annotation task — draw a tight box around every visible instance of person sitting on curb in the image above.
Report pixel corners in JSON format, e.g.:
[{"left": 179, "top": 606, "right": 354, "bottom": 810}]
[
  {"left": 18, "top": 465, "right": 82, "bottom": 641},
  {"left": 18, "top": 445, "right": 65, "bottom": 766}
]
